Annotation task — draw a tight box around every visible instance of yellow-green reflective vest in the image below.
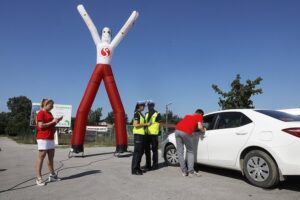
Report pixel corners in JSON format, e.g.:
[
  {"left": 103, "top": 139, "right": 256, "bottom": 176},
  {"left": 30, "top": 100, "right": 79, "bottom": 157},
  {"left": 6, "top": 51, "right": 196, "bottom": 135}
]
[
  {"left": 133, "top": 112, "right": 145, "bottom": 135},
  {"left": 145, "top": 112, "right": 160, "bottom": 135}
]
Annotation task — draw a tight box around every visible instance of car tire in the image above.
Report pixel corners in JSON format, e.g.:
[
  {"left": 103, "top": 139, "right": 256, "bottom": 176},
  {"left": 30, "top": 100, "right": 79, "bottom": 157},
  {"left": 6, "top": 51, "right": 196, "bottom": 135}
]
[
  {"left": 164, "top": 145, "right": 179, "bottom": 166},
  {"left": 243, "top": 150, "right": 279, "bottom": 188}
]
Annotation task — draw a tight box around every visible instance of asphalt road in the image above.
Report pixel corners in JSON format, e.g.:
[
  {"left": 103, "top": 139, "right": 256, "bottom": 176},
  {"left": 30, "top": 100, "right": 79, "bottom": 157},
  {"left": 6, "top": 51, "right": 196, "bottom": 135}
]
[{"left": 0, "top": 137, "right": 299, "bottom": 200}]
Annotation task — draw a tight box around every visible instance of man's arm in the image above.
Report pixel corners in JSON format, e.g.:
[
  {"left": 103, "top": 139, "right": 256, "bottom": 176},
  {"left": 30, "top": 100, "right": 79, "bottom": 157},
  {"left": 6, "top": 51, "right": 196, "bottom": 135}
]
[
  {"left": 77, "top": 4, "right": 101, "bottom": 45},
  {"left": 110, "top": 11, "right": 139, "bottom": 49},
  {"left": 198, "top": 122, "right": 206, "bottom": 133},
  {"left": 156, "top": 113, "right": 162, "bottom": 123}
]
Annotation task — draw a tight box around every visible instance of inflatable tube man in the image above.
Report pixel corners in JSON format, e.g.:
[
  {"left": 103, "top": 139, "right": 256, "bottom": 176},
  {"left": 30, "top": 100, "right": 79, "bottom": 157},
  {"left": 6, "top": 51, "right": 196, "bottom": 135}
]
[{"left": 71, "top": 4, "right": 139, "bottom": 153}]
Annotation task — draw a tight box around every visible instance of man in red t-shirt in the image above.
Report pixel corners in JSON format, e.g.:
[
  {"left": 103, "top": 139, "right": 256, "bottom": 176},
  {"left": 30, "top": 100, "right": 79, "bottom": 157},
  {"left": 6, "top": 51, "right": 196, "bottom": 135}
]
[{"left": 175, "top": 109, "right": 206, "bottom": 177}]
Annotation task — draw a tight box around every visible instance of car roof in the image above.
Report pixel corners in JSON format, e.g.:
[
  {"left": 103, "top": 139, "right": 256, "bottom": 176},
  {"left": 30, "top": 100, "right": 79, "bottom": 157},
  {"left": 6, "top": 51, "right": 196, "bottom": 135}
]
[
  {"left": 278, "top": 108, "right": 300, "bottom": 116},
  {"left": 204, "top": 109, "right": 255, "bottom": 116},
  {"left": 203, "top": 109, "right": 286, "bottom": 116}
]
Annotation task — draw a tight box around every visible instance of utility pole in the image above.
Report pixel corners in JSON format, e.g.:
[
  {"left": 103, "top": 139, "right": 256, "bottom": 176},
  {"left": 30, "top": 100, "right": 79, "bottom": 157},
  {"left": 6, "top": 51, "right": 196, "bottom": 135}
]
[{"left": 165, "top": 102, "right": 173, "bottom": 134}]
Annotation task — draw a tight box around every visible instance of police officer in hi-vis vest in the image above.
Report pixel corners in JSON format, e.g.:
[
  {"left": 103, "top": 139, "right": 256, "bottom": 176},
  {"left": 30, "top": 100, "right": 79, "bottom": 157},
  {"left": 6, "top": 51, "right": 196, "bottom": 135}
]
[
  {"left": 144, "top": 100, "right": 161, "bottom": 170},
  {"left": 131, "top": 101, "right": 150, "bottom": 175}
]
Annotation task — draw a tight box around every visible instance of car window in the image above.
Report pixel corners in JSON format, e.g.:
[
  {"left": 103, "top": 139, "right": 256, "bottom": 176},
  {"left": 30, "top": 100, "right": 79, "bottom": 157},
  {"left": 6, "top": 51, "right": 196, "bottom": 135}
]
[
  {"left": 216, "top": 112, "right": 252, "bottom": 129},
  {"left": 256, "top": 110, "right": 300, "bottom": 122},
  {"left": 203, "top": 114, "right": 217, "bottom": 130}
]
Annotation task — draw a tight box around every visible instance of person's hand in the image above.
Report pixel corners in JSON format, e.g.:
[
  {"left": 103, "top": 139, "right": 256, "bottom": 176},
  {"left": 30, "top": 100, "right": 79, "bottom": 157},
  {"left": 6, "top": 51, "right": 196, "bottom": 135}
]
[
  {"left": 53, "top": 117, "right": 62, "bottom": 124},
  {"left": 57, "top": 116, "right": 63, "bottom": 122}
]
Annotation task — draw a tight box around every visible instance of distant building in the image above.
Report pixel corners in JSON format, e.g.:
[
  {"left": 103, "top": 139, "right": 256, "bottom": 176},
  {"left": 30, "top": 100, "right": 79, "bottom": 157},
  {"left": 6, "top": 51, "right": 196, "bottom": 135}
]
[{"left": 86, "top": 125, "right": 108, "bottom": 133}]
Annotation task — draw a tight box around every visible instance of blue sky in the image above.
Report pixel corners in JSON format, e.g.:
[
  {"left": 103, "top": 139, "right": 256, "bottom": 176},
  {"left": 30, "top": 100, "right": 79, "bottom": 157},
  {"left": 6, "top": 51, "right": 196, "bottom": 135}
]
[{"left": 0, "top": 0, "right": 300, "bottom": 119}]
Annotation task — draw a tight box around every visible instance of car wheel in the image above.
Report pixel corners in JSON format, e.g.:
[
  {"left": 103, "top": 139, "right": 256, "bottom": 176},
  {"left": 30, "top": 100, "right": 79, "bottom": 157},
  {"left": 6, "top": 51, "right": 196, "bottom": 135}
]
[
  {"left": 164, "top": 145, "right": 179, "bottom": 166},
  {"left": 243, "top": 150, "right": 279, "bottom": 188}
]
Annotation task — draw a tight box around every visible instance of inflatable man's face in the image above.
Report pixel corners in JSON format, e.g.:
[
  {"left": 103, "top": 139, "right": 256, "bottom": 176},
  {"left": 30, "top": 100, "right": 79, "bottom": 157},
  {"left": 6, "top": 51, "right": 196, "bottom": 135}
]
[{"left": 101, "top": 27, "right": 112, "bottom": 44}]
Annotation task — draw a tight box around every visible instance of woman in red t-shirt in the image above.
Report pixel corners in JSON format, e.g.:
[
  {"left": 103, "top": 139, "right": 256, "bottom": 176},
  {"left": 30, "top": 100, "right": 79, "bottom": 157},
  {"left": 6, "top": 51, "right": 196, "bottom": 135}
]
[
  {"left": 35, "top": 99, "right": 63, "bottom": 186},
  {"left": 35, "top": 98, "right": 48, "bottom": 125}
]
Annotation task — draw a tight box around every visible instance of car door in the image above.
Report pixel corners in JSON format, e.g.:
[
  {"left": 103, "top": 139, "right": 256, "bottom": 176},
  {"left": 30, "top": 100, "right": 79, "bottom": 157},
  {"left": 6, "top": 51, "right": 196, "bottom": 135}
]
[
  {"left": 194, "top": 113, "right": 217, "bottom": 164},
  {"left": 207, "top": 112, "right": 254, "bottom": 167}
]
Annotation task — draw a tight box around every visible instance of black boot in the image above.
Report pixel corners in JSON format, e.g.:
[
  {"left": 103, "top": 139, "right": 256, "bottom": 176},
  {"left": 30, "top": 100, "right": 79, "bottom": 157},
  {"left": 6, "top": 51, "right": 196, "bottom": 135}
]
[
  {"left": 151, "top": 164, "right": 159, "bottom": 170},
  {"left": 132, "top": 170, "right": 143, "bottom": 175}
]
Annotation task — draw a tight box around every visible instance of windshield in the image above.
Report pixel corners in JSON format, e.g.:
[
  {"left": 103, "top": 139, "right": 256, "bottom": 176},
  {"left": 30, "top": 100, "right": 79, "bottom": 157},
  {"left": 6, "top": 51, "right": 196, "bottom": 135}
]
[{"left": 255, "top": 110, "right": 300, "bottom": 122}]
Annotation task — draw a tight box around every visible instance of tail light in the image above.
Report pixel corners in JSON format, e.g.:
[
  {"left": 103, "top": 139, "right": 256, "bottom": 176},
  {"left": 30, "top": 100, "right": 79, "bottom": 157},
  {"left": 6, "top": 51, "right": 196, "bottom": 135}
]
[{"left": 282, "top": 128, "right": 300, "bottom": 138}]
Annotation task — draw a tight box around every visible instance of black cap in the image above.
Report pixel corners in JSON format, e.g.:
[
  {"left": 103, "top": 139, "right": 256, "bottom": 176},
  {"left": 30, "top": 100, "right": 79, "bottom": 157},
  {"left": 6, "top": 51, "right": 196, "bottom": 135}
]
[{"left": 195, "top": 109, "right": 204, "bottom": 115}]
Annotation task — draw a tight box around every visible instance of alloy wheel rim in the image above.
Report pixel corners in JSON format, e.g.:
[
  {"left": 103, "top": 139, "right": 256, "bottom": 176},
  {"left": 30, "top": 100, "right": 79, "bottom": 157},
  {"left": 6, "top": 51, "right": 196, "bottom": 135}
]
[
  {"left": 166, "top": 148, "right": 178, "bottom": 164},
  {"left": 246, "top": 156, "right": 270, "bottom": 182}
]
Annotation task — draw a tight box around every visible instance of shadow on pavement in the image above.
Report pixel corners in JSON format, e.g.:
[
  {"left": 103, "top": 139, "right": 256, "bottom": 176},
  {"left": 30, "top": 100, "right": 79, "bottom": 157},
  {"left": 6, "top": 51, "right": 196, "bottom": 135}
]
[
  {"left": 142, "top": 162, "right": 168, "bottom": 172},
  {"left": 195, "top": 164, "right": 245, "bottom": 181},
  {"left": 278, "top": 176, "right": 300, "bottom": 192},
  {"left": 115, "top": 152, "right": 133, "bottom": 158},
  {"left": 195, "top": 164, "right": 300, "bottom": 192},
  {"left": 0, "top": 170, "right": 103, "bottom": 193},
  {"left": 0, "top": 169, "right": 7, "bottom": 172},
  {"left": 61, "top": 170, "right": 101, "bottom": 181},
  {"left": 157, "top": 162, "right": 168, "bottom": 170},
  {"left": 0, "top": 177, "right": 37, "bottom": 193}
]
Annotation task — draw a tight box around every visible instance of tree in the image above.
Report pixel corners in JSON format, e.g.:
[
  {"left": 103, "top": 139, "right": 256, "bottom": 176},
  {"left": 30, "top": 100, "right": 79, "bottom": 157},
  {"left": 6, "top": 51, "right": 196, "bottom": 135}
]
[
  {"left": 0, "top": 112, "right": 9, "bottom": 135},
  {"left": 5, "top": 96, "right": 32, "bottom": 136},
  {"left": 105, "top": 111, "right": 114, "bottom": 124},
  {"left": 88, "top": 107, "right": 102, "bottom": 125},
  {"left": 212, "top": 74, "right": 263, "bottom": 110},
  {"left": 105, "top": 111, "right": 128, "bottom": 124},
  {"left": 161, "top": 111, "right": 181, "bottom": 124}
]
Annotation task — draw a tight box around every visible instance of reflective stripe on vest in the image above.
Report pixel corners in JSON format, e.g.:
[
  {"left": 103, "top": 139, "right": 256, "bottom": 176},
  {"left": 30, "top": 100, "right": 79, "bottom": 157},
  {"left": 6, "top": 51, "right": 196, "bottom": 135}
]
[
  {"left": 133, "top": 112, "right": 145, "bottom": 135},
  {"left": 145, "top": 112, "right": 160, "bottom": 135}
]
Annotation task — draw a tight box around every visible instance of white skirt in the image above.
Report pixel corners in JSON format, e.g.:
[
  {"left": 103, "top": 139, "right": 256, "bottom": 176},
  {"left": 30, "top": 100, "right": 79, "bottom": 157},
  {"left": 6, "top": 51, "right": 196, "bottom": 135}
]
[{"left": 37, "top": 139, "right": 55, "bottom": 150}]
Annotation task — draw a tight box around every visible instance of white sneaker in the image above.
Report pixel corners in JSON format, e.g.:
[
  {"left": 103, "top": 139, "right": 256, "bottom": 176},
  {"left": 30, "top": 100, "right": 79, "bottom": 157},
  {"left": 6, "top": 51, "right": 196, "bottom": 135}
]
[
  {"left": 182, "top": 172, "right": 188, "bottom": 177},
  {"left": 188, "top": 172, "right": 201, "bottom": 177},
  {"left": 36, "top": 177, "right": 46, "bottom": 186},
  {"left": 48, "top": 173, "right": 61, "bottom": 182}
]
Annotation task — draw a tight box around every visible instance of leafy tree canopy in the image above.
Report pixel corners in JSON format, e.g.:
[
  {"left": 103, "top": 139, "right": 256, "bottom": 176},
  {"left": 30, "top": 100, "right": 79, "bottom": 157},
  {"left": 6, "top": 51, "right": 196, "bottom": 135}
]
[
  {"left": 5, "top": 96, "right": 32, "bottom": 136},
  {"left": 212, "top": 74, "right": 263, "bottom": 110}
]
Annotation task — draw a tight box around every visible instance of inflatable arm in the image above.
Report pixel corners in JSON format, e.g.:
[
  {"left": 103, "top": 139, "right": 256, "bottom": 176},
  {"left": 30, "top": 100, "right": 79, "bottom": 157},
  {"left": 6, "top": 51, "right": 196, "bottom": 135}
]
[
  {"left": 77, "top": 4, "right": 101, "bottom": 45},
  {"left": 110, "top": 11, "right": 139, "bottom": 49}
]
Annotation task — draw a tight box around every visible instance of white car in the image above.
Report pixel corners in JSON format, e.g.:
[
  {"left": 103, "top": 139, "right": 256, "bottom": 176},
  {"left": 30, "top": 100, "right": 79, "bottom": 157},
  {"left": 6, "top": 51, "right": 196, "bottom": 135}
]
[{"left": 161, "top": 109, "right": 300, "bottom": 188}]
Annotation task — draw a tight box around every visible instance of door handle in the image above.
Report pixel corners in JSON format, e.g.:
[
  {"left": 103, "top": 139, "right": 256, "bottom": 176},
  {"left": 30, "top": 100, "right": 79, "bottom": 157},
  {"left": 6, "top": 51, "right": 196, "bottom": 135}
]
[{"left": 235, "top": 132, "right": 248, "bottom": 135}]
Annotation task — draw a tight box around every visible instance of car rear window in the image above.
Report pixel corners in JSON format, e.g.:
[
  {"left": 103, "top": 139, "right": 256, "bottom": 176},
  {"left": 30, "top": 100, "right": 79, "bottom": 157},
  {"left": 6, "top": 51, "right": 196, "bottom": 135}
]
[{"left": 255, "top": 110, "right": 300, "bottom": 122}]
